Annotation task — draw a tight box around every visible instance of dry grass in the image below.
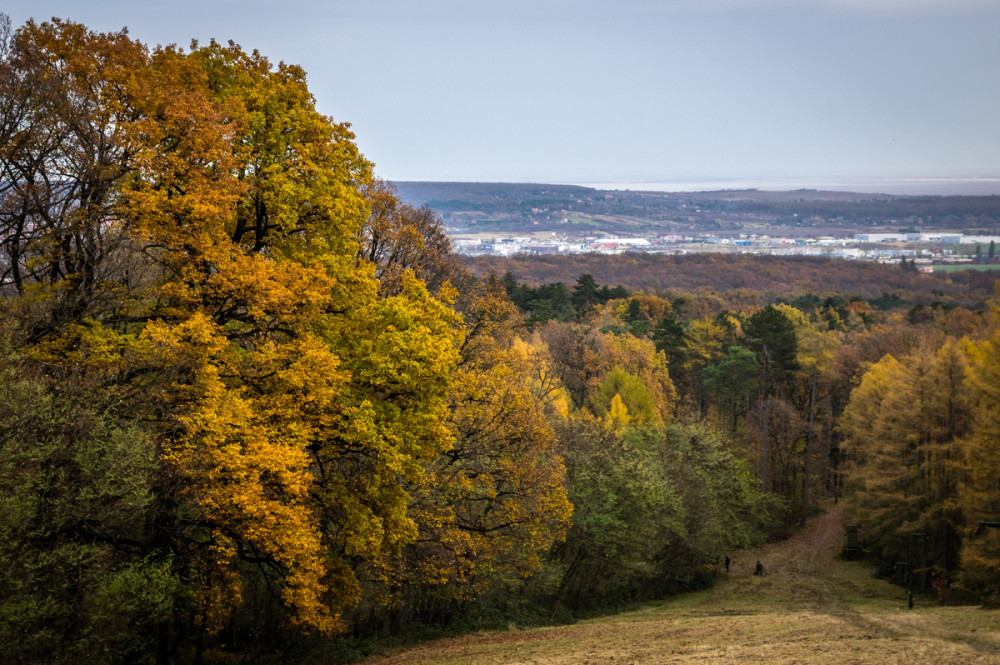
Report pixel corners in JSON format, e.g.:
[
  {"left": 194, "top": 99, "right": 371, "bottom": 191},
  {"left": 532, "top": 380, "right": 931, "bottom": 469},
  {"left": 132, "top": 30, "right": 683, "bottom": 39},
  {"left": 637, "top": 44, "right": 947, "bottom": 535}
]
[{"left": 359, "top": 510, "right": 1000, "bottom": 665}]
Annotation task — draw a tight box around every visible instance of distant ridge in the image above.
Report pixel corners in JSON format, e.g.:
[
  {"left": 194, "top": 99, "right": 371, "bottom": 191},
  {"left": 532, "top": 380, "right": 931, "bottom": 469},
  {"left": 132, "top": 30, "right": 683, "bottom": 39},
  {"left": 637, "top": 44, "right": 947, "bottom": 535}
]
[
  {"left": 391, "top": 181, "right": 1000, "bottom": 237},
  {"left": 393, "top": 179, "right": 1000, "bottom": 201}
]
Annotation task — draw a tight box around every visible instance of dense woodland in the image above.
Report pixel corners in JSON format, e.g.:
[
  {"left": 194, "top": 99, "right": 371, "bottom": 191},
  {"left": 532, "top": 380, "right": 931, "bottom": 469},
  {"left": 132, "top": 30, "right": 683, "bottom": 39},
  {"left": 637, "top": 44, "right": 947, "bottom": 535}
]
[
  {"left": 465, "top": 253, "right": 998, "bottom": 310},
  {"left": 3, "top": 17, "right": 1000, "bottom": 665}
]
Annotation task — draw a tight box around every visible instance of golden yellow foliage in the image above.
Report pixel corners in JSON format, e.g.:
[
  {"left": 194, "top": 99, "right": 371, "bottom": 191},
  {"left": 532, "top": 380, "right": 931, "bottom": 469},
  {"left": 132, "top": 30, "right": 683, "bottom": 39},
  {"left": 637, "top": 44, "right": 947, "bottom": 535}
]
[
  {"left": 584, "top": 331, "right": 677, "bottom": 425},
  {"left": 2, "top": 19, "right": 462, "bottom": 636},
  {"left": 381, "top": 281, "right": 572, "bottom": 599},
  {"left": 605, "top": 394, "right": 632, "bottom": 432}
]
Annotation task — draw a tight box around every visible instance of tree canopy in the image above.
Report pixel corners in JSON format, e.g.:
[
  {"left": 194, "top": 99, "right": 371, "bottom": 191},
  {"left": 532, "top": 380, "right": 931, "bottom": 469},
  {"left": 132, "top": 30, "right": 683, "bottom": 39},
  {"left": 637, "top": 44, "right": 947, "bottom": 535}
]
[{"left": 0, "top": 17, "right": 566, "bottom": 661}]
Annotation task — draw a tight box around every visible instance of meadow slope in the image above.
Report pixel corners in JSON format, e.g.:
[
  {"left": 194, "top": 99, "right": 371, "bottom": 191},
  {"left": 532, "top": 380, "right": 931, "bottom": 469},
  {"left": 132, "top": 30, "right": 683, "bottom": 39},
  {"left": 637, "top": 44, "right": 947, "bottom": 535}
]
[{"left": 361, "top": 510, "right": 1000, "bottom": 665}]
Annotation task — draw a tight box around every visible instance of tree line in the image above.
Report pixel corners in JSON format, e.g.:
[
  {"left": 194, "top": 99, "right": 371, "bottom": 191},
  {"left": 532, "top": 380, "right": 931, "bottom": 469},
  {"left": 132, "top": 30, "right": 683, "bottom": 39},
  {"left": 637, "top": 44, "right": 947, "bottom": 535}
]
[{"left": 498, "top": 266, "right": 1000, "bottom": 605}]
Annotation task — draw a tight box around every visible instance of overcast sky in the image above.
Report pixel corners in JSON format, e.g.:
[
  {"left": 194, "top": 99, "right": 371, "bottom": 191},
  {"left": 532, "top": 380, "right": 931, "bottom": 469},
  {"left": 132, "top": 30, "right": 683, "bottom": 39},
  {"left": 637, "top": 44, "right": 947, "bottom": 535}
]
[{"left": 6, "top": 1, "right": 1000, "bottom": 192}]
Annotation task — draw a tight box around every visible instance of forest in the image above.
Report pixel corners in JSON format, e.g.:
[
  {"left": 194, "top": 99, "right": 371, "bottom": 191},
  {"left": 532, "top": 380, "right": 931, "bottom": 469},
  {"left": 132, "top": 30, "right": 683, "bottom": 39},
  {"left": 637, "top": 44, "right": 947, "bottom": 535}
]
[
  {"left": 2, "top": 16, "right": 1000, "bottom": 665},
  {"left": 463, "top": 253, "right": 999, "bottom": 309}
]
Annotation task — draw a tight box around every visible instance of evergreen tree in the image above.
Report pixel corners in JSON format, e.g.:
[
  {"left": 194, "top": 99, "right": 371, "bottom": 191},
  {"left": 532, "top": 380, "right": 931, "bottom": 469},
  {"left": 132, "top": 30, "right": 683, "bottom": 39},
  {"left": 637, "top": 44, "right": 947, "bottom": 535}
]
[
  {"left": 572, "top": 273, "right": 600, "bottom": 313},
  {"left": 652, "top": 310, "right": 688, "bottom": 377},
  {"left": 742, "top": 305, "right": 800, "bottom": 398},
  {"left": 622, "top": 298, "right": 651, "bottom": 336}
]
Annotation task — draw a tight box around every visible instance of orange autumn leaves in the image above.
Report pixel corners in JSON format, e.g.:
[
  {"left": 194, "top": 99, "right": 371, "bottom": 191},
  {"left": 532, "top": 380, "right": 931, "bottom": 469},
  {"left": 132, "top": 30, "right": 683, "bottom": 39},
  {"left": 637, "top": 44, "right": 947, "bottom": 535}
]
[{"left": 1, "top": 18, "right": 568, "bottom": 637}]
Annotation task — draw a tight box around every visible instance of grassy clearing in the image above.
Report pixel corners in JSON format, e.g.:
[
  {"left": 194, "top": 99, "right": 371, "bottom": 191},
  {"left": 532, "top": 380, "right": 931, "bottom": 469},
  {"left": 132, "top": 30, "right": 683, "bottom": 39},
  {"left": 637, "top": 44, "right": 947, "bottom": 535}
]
[{"left": 359, "top": 511, "right": 1000, "bottom": 665}]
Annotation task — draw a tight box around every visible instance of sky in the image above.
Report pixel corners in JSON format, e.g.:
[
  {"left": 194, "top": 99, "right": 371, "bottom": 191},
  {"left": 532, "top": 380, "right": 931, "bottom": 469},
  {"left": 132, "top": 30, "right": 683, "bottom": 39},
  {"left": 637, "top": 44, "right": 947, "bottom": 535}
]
[{"left": 6, "top": 1, "right": 1000, "bottom": 193}]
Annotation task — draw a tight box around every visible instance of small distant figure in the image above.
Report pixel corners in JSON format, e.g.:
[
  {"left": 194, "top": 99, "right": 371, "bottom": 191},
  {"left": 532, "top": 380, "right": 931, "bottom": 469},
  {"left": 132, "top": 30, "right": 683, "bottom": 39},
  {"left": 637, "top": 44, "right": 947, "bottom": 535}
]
[
  {"left": 754, "top": 560, "right": 765, "bottom": 576},
  {"left": 724, "top": 556, "right": 730, "bottom": 573}
]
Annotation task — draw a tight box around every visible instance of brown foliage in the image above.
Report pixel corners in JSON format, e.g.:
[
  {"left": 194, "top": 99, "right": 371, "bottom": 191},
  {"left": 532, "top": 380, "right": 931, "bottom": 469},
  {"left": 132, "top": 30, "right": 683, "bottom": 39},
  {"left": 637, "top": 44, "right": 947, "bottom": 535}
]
[{"left": 464, "top": 254, "right": 994, "bottom": 310}]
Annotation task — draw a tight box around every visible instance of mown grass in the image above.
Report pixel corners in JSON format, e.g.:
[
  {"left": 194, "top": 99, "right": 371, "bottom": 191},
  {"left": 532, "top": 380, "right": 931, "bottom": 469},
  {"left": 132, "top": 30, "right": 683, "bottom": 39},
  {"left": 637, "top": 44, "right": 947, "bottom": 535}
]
[{"left": 357, "top": 513, "right": 1000, "bottom": 665}]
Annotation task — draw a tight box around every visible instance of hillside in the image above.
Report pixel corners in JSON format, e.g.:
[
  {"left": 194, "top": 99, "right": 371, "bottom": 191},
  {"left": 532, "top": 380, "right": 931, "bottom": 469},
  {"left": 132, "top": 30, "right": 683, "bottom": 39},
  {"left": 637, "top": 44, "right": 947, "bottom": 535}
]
[
  {"left": 362, "top": 509, "right": 1000, "bottom": 665},
  {"left": 395, "top": 181, "right": 1000, "bottom": 236}
]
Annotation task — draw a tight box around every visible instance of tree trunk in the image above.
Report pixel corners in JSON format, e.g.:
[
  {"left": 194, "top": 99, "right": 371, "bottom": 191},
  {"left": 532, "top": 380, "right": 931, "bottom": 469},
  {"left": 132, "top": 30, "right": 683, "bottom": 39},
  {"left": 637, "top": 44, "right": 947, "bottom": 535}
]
[{"left": 801, "top": 373, "right": 817, "bottom": 527}]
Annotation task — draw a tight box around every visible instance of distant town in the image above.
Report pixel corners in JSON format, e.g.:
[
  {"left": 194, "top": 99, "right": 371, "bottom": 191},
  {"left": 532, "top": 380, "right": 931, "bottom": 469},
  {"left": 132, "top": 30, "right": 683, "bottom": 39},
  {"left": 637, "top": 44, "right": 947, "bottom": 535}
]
[
  {"left": 449, "top": 230, "right": 1000, "bottom": 271},
  {"left": 392, "top": 181, "right": 1000, "bottom": 271}
]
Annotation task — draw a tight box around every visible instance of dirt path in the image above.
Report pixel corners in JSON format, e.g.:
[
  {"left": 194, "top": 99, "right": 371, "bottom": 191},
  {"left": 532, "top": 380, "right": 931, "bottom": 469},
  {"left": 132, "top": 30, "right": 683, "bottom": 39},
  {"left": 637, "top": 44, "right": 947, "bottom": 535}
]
[
  {"left": 730, "top": 508, "right": 845, "bottom": 578},
  {"left": 361, "top": 509, "right": 1000, "bottom": 665}
]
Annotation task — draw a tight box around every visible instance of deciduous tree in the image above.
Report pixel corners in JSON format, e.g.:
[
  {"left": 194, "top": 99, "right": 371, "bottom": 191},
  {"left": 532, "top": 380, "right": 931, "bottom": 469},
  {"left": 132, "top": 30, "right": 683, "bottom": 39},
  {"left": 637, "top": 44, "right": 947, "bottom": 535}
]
[
  {"left": 841, "top": 340, "right": 972, "bottom": 577},
  {"left": 0, "top": 18, "right": 463, "bottom": 648}
]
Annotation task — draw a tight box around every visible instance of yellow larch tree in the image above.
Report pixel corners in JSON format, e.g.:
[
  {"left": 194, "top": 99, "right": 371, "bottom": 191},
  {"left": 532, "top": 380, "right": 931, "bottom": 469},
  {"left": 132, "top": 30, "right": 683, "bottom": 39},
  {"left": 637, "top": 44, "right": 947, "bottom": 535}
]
[
  {"left": 959, "top": 314, "right": 1000, "bottom": 597},
  {"left": 841, "top": 339, "right": 972, "bottom": 576}
]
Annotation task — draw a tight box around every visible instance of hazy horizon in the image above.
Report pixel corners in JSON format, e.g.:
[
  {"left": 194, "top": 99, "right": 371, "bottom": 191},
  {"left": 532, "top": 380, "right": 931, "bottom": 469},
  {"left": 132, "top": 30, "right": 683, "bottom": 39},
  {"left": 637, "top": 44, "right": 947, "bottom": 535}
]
[
  {"left": 395, "top": 176, "right": 1000, "bottom": 197},
  {"left": 570, "top": 177, "right": 1000, "bottom": 196}
]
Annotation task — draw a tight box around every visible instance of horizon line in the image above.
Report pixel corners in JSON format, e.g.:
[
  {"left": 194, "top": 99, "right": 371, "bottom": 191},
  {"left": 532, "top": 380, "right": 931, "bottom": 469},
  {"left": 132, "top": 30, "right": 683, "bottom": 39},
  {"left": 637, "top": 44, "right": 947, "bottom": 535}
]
[{"left": 391, "top": 176, "right": 1000, "bottom": 196}]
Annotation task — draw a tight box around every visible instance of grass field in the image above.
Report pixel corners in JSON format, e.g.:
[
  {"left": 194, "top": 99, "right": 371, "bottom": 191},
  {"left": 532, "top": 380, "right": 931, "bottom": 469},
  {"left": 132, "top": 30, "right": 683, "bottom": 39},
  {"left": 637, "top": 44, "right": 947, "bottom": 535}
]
[{"left": 360, "top": 511, "right": 1000, "bottom": 665}]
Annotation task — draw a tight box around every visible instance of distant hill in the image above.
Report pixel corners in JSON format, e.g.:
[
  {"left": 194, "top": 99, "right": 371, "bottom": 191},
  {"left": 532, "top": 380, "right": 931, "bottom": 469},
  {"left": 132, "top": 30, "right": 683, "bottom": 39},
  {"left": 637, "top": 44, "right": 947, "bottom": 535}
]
[
  {"left": 393, "top": 181, "right": 595, "bottom": 206},
  {"left": 393, "top": 181, "right": 1000, "bottom": 237}
]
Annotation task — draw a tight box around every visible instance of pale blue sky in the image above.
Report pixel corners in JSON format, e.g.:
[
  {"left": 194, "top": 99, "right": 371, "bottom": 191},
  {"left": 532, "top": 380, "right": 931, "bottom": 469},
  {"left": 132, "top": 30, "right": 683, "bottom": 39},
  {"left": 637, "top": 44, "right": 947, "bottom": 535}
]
[{"left": 6, "top": 1, "right": 1000, "bottom": 192}]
